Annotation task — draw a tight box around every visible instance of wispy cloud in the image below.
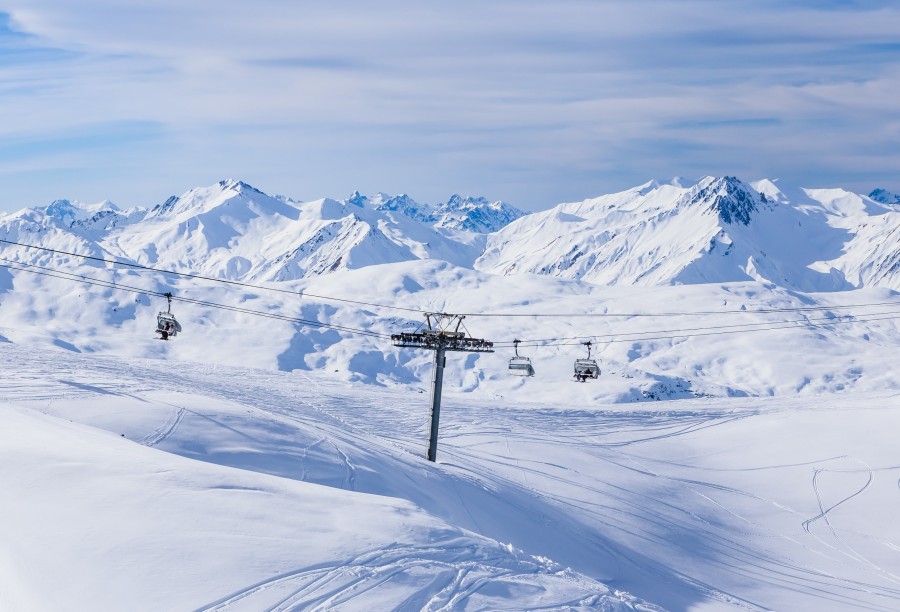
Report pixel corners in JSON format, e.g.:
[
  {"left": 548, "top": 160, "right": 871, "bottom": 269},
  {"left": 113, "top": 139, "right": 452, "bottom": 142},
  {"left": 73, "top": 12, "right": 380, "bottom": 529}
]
[{"left": 0, "top": 1, "right": 897, "bottom": 209}]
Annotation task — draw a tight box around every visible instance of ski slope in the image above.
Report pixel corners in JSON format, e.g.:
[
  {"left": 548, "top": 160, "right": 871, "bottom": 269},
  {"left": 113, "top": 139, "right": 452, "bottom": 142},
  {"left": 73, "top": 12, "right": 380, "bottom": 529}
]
[{"left": 2, "top": 342, "right": 899, "bottom": 610}]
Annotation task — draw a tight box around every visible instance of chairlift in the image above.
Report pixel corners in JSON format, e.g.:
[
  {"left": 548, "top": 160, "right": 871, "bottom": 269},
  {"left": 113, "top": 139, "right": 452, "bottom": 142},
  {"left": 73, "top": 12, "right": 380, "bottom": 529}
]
[
  {"left": 573, "top": 341, "right": 600, "bottom": 382},
  {"left": 156, "top": 292, "right": 182, "bottom": 341},
  {"left": 508, "top": 339, "right": 535, "bottom": 377}
]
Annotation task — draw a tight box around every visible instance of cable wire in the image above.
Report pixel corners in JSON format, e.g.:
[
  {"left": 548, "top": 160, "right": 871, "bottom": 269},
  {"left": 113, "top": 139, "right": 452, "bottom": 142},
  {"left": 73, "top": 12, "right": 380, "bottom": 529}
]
[
  {"left": 461, "top": 301, "right": 900, "bottom": 318},
  {"left": 0, "top": 259, "right": 390, "bottom": 339},
  {"left": 491, "top": 307, "right": 900, "bottom": 346},
  {"left": 7, "top": 255, "right": 895, "bottom": 350},
  {"left": 499, "top": 312, "right": 900, "bottom": 349},
  {"left": 2, "top": 240, "right": 898, "bottom": 346},
  {"left": 3, "top": 239, "right": 898, "bottom": 320},
  {"left": 0, "top": 238, "right": 427, "bottom": 314}
]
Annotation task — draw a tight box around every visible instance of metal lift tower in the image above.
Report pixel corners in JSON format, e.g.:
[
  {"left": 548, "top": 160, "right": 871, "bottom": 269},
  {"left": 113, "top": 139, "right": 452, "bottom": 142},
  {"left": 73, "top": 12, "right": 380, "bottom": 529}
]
[{"left": 391, "top": 313, "right": 494, "bottom": 462}]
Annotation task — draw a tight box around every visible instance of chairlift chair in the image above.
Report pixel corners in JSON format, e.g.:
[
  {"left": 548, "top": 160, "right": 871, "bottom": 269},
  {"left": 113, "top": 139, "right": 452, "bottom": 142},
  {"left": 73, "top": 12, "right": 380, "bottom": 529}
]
[
  {"left": 508, "top": 339, "right": 535, "bottom": 377},
  {"left": 156, "top": 292, "right": 182, "bottom": 340},
  {"left": 573, "top": 341, "right": 600, "bottom": 381}
]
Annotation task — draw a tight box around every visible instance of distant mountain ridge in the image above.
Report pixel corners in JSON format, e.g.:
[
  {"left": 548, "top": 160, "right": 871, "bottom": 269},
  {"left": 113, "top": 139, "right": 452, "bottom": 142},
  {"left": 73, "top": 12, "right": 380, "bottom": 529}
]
[
  {"left": 869, "top": 188, "right": 900, "bottom": 206},
  {"left": 343, "top": 191, "right": 528, "bottom": 233},
  {"left": 2, "top": 176, "right": 898, "bottom": 291}
]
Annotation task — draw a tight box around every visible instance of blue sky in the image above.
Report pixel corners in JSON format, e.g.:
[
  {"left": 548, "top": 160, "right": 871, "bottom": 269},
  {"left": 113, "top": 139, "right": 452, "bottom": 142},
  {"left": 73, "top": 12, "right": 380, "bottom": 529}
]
[{"left": 0, "top": 1, "right": 897, "bottom": 211}]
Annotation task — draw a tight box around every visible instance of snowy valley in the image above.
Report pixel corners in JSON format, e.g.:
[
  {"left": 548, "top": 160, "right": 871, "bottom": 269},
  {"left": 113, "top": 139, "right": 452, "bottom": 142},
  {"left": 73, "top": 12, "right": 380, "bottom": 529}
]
[{"left": 0, "top": 176, "right": 898, "bottom": 611}]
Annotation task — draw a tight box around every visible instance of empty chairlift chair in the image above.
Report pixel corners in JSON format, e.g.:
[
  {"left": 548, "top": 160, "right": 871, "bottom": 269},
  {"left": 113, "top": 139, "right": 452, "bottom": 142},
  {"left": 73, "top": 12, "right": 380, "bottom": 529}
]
[
  {"left": 156, "top": 292, "right": 182, "bottom": 341},
  {"left": 573, "top": 341, "right": 600, "bottom": 382},
  {"left": 508, "top": 339, "right": 535, "bottom": 377}
]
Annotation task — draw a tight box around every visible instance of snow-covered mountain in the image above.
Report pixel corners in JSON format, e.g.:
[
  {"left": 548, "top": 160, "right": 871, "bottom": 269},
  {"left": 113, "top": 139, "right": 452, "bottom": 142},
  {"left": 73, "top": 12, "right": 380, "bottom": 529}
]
[
  {"left": 343, "top": 190, "right": 528, "bottom": 234},
  {"left": 869, "top": 187, "right": 900, "bottom": 205},
  {"left": 0, "top": 176, "right": 897, "bottom": 402},
  {"left": 7, "top": 176, "right": 897, "bottom": 292},
  {"left": 476, "top": 176, "right": 900, "bottom": 291},
  {"left": 2, "top": 179, "right": 485, "bottom": 282},
  {"left": 430, "top": 194, "right": 529, "bottom": 233}
]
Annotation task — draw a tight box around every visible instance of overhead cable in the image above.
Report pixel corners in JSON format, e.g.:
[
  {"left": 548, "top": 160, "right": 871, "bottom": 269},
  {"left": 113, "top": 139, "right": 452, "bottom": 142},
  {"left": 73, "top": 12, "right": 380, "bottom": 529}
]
[
  {"left": 461, "top": 301, "right": 900, "bottom": 318},
  {"left": 0, "top": 259, "right": 389, "bottom": 340},
  {"left": 497, "top": 313, "right": 900, "bottom": 348},
  {"left": 3, "top": 238, "right": 898, "bottom": 320},
  {"left": 0, "top": 238, "right": 427, "bottom": 314},
  {"left": 491, "top": 307, "right": 900, "bottom": 346}
]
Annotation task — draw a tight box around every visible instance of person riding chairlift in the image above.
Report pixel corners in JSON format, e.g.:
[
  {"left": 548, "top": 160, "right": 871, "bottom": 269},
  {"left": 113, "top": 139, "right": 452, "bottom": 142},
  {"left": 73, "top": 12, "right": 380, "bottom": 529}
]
[{"left": 160, "top": 320, "right": 173, "bottom": 340}]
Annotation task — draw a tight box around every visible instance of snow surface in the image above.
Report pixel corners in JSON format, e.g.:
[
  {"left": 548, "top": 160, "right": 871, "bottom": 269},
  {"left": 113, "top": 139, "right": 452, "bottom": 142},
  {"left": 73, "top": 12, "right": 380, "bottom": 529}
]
[
  {"left": 1, "top": 344, "right": 899, "bottom": 610},
  {"left": 1, "top": 176, "right": 899, "bottom": 609}
]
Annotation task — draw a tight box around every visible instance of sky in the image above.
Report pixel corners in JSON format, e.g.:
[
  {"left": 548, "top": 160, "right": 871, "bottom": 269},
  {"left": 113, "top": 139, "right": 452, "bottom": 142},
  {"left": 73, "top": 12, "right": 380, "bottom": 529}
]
[{"left": 0, "top": 1, "right": 897, "bottom": 212}]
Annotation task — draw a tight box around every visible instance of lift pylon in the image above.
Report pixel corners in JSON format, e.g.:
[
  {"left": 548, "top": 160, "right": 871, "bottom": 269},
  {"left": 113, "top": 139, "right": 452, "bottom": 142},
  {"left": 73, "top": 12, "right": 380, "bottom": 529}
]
[{"left": 391, "top": 313, "right": 493, "bottom": 462}]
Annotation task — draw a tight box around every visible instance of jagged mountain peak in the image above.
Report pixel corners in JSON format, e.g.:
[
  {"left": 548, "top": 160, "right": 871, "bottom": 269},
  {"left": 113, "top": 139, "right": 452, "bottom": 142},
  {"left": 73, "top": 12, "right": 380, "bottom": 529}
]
[
  {"left": 149, "top": 179, "right": 295, "bottom": 219},
  {"left": 373, "top": 193, "right": 427, "bottom": 213},
  {"left": 688, "top": 175, "right": 770, "bottom": 225},
  {"left": 44, "top": 198, "right": 121, "bottom": 216},
  {"left": 217, "top": 178, "right": 264, "bottom": 195},
  {"left": 433, "top": 195, "right": 528, "bottom": 233},
  {"left": 38, "top": 198, "right": 133, "bottom": 231},
  {"left": 346, "top": 190, "right": 367, "bottom": 207},
  {"left": 445, "top": 194, "right": 490, "bottom": 209},
  {"left": 340, "top": 191, "right": 526, "bottom": 233},
  {"left": 869, "top": 188, "right": 900, "bottom": 205}
]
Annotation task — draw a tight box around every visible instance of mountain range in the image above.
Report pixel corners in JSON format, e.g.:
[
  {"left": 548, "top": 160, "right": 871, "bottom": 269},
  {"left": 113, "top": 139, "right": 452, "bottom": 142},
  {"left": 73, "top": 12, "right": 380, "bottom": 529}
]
[
  {"left": 0, "top": 176, "right": 897, "bottom": 403},
  {"left": 478, "top": 176, "right": 900, "bottom": 291},
  {"left": 3, "top": 176, "right": 899, "bottom": 292}
]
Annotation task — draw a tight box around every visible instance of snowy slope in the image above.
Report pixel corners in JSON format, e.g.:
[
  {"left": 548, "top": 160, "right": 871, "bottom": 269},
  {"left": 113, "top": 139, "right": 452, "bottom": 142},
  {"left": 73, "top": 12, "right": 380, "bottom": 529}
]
[
  {"left": 0, "top": 396, "right": 631, "bottom": 609},
  {"left": 2, "top": 343, "right": 899, "bottom": 610},
  {"left": 476, "top": 176, "right": 900, "bottom": 291},
  {"left": 0, "top": 252, "right": 896, "bottom": 403}
]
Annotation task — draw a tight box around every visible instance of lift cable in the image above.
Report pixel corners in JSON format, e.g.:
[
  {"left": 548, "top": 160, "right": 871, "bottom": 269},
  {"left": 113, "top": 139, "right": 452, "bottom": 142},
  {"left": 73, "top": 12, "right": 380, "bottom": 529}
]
[
  {"left": 0, "top": 258, "right": 897, "bottom": 356},
  {"left": 0, "top": 259, "right": 390, "bottom": 340},
  {"left": 0, "top": 238, "right": 427, "bottom": 315},
  {"left": 490, "top": 307, "right": 900, "bottom": 347},
  {"left": 460, "top": 300, "right": 900, "bottom": 318},
  {"left": 3, "top": 238, "right": 899, "bottom": 320},
  {"left": 496, "top": 312, "right": 900, "bottom": 348}
]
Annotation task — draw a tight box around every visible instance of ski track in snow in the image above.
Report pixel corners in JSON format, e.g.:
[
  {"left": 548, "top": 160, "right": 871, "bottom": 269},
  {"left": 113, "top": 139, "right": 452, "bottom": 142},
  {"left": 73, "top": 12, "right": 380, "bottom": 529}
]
[
  {"left": 803, "top": 460, "right": 900, "bottom": 587},
  {"left": 3, "top": 345, "right": 900, "bottom": 610},
  {"left": 138, "top": 403, "right": 187, "bottom": 447},
  {"left": 198, "top": 545, "right": 531, "bottom": 612}
]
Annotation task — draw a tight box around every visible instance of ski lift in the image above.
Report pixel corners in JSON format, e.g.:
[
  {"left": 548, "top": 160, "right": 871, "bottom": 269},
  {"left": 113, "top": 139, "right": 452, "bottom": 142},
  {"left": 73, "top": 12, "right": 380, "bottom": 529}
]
[
  {"left": 156, "top": 292, "right": 182, "bottom": 341},
  {"left": 573, "top": 341, "right": 600, "bottom": 382},
  {"left": 508, "top": 339, "right": 535, "bottom": 377}
]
